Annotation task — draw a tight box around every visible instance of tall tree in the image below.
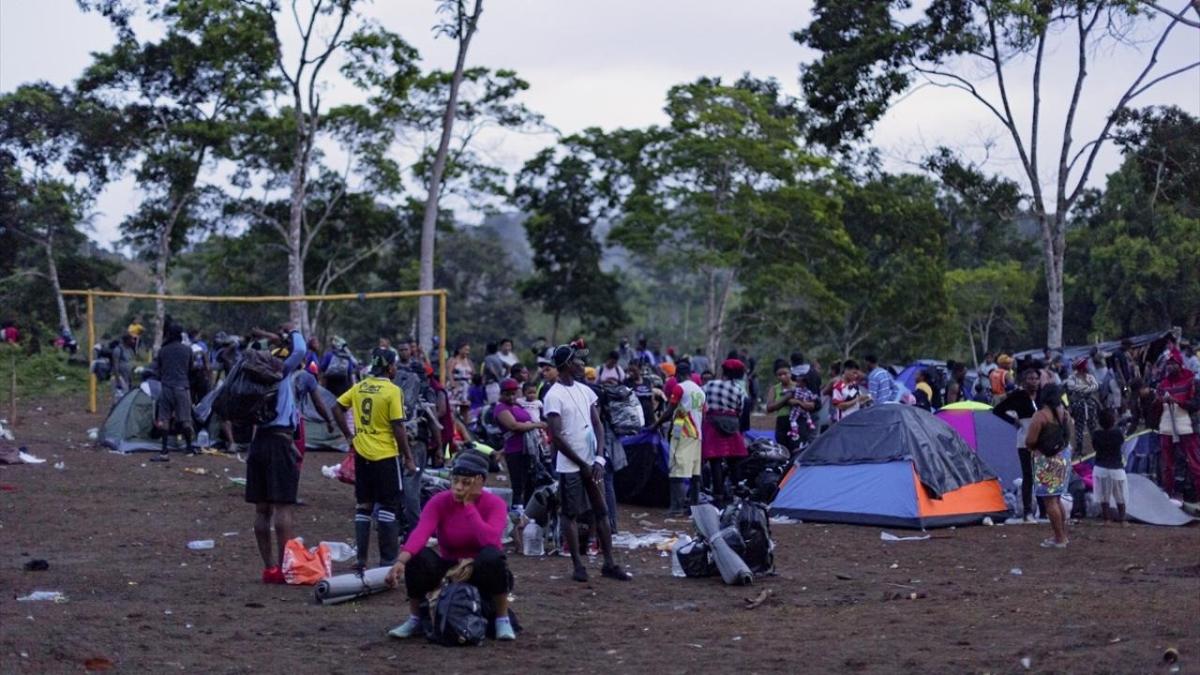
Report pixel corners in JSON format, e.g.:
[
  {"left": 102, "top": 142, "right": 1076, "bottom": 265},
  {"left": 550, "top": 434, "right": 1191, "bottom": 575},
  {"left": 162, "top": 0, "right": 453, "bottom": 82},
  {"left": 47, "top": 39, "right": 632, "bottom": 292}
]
[
  {"left": 513, "top": 142, "right": 628, "bottom": 343},
  {"left": 0, "top": 83, "right": 125, "bottom": 335},
  {"left": 233, "top": 2, "right": 418, "bottom": 334},
  {"left": 795, "top": 0, "right": 1200, "bottom": 347},
  {"left": 1067, "top": 106, "right": 1200, "bottom": 337},
  {"left": 609, "top": 76, "right": 825, "bottom": 359},
  {"left": 946, "top": 262, "right": 1037, "bottom": 368},
  {"left": 79, "top": 0, "right": 278, "bottom": 347},
  {"left": 418, "top": 0, "right": 484, "bottom": 354}
]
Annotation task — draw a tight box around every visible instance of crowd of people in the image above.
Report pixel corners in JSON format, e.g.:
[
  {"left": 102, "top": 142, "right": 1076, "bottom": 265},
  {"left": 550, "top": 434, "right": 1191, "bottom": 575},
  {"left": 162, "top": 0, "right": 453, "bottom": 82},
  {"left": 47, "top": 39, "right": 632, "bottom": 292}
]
[{"left": 79, "top": 318, "right": 1199, "bottom": 641}]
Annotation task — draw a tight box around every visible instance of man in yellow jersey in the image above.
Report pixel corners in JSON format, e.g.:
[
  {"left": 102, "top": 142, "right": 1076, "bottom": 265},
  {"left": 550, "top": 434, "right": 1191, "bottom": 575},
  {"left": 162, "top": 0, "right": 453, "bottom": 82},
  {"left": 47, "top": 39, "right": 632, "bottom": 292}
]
[{"left": 333, "top": 348, "right": 415, "bottom": 571}]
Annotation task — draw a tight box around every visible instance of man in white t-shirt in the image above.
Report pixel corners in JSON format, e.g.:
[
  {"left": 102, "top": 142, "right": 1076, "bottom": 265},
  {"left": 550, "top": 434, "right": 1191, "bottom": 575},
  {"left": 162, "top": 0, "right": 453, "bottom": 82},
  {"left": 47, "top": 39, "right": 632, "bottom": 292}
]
[
  {"left": 651, "top": 360, "right": 705, "bottom": 517},
  {"left": 544, "top": 343, "right": 632, "bottom": 584}
]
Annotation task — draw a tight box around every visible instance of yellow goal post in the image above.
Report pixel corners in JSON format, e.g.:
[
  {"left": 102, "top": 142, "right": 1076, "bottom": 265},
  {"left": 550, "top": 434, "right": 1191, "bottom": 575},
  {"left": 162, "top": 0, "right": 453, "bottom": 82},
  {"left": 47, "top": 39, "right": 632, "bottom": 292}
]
[{"left": 62, "top": 289, "right": 449, "bottom": 414}]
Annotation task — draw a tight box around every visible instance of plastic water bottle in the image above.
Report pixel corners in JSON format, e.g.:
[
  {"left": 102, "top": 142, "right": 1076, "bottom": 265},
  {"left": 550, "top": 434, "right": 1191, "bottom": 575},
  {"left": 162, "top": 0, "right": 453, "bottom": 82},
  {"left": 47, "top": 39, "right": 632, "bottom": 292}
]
[
  {"left": 187, "top": 540, "right": 215, "bottom": 550},
  {"left": 670, "top": 535, "right": 693, "bottom": 578},
  {"left": 522, "top": 522, "right": 545, "bottom": 556},
  {"left": 196, "top": 430, "right": 210, "bottom": 447}
]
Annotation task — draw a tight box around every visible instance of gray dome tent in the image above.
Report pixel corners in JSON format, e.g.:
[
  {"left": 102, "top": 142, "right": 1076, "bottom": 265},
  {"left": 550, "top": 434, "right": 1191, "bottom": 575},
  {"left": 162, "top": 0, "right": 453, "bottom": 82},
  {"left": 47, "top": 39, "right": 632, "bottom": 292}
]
[{"left": 100, "top": 381, "right": 184, "bottom": 453}]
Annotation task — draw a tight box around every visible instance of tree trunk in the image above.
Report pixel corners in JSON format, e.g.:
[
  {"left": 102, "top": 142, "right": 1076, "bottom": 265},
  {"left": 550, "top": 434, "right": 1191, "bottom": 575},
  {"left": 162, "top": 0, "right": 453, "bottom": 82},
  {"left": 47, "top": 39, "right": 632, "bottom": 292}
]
[
  {"left": 43, "top": 233, "right": 69, "bottom": 336},
  {"left": 287, "top": 135, "right": 310, "bottom": 335},
  {"left": 550, "top": 310, "right": 560, "bottom": 344},
  {"left": 1040, "top": 212, "right": 1065, "bottom": 349},
  {"left": 418, "top": 0, "right": 482, "bottom": 354},
  {"left": 705, "top": 268, "right": 719, "bottom": 363}
]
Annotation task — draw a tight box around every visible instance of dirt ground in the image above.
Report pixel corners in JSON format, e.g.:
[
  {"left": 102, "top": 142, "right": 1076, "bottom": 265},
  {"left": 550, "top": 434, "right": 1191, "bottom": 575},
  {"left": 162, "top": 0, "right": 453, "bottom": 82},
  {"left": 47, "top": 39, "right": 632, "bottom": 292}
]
[{"left": 1, "top": 393, "right": 1198, "bottom": 674}]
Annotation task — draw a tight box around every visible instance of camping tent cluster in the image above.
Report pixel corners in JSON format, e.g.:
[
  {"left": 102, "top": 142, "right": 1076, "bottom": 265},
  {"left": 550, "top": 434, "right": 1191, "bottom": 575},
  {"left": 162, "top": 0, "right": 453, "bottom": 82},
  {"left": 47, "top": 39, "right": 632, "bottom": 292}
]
[
  {"left": 770, "top": 405, "right": 1008, "bottom": 528},
  {"left": 100, "top": 382, "right": 348, "bottom": 454}
]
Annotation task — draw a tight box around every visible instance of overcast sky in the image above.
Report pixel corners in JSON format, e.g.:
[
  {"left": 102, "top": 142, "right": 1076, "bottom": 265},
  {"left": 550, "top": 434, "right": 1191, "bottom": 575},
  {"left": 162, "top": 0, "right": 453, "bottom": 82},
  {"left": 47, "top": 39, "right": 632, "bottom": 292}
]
[{"left": 2, "top": 0, "right": 1197, "bottom": 248}]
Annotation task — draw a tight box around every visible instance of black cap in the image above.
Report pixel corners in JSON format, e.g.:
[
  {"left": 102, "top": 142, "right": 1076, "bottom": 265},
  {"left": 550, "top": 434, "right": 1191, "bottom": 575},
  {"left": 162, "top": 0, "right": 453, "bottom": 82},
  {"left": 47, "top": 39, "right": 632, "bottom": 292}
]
[
  {"left": 370, "top": 347, "right": 397, "bottom": 375},
  {"left": 450, "top": 451, "right": 490, "bottom": 477}
]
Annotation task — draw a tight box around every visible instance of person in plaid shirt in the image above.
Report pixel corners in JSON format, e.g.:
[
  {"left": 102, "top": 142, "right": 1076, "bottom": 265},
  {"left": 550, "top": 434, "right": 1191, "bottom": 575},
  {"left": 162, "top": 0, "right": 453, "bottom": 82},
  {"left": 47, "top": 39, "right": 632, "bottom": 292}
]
[{"left": 702, "top": 359, "right": 749, "bottom": 506}]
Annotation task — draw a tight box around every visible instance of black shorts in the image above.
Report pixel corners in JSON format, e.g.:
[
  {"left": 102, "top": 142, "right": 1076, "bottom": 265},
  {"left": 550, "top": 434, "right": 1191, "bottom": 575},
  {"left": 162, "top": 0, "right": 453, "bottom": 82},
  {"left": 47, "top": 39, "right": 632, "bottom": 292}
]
[
  {"left": 354, "top": 453, "right": 402, "bottom": 509},
  {"left": 244, "top": 428, "right": 300, "bottom": 504},
  {"left": 157, "top": 386, "right": 193, "bottom": 430},
  {"left": 558, "top": 470, "right": 606, "bottom": 520}
]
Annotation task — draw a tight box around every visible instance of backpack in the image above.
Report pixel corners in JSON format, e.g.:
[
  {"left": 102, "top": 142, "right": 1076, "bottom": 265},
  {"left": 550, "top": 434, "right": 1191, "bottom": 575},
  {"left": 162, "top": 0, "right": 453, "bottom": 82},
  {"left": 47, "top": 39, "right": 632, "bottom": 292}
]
[
  {"left": 720, "top": 499, "right": 775, "bottom": 575},
  {"left": 326, "top": 351, "right": 351, "bottom": 379},
  {"left": 428, "top": 582, "right": 487, "bottom": 647},
  {"left": 471, "top": 404, "right": 505, "bottom": 449},
  {"left": 1036, "top": 413, "right": 1066, "bottom": 456},
  {"left": 215, "top": 350, "right": 284, "bottom": 426},
  {"left": 601, "top": 383, "right": 644, "bottom": 436}
]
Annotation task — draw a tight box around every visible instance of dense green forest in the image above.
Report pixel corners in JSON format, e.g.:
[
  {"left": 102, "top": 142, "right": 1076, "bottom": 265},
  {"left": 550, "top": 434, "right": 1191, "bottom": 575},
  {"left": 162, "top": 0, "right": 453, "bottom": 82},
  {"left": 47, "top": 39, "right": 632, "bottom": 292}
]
[{"left": 2, "top": 0, "right": 1197, "bottom": 369}]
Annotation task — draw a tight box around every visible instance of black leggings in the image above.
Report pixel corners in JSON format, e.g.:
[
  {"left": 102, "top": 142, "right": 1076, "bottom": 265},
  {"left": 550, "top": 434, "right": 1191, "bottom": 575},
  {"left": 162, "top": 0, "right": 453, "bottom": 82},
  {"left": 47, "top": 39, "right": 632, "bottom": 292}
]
[
  {"left": 404, "top": 546, "right": 512, "bottom": 600},
  {"left": 708, "top": 457, "right": 743, "bottom": 503},
  {"left": 505, "top": 453, "right": 532, "bottom": 509},
  {"left": 1018, "top": 448, "right": 1034, "bottom": 515}
]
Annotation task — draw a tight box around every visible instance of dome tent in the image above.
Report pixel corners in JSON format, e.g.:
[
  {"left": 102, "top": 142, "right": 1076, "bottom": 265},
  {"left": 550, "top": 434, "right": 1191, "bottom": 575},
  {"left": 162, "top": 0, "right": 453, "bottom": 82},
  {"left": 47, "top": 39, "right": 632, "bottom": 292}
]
[
  {"left": 770, "top": 405, "right": 1008, "bottom": 528},
  {"left": 100, "top": 381, "right": 185, "bottom": 454},
  {"left": 935, "top": 403, "right": 1021, "bottom": 491}
]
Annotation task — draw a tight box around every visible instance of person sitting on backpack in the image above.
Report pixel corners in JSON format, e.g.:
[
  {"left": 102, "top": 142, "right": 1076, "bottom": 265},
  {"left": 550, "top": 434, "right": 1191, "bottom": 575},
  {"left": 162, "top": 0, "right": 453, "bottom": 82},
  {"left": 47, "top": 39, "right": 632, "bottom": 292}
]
[
  {"left": 386, "top": 450, "right": 516, "bottom": 641},
  {"left": 1026, "top": 384, "right": 1075, "bottom": 549},
  {"left": 319, "top": 336, "right": 358, "bottom": 397}
]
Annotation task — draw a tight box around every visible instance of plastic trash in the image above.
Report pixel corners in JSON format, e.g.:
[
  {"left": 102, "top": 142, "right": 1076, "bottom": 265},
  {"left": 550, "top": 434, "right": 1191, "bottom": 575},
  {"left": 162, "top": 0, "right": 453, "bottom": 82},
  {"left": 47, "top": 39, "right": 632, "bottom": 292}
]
[
  {"left": 319, "top": 541, "right": 356, "bottom": 563},
  {"left": 522, "top": 522, "right": 545, "bottom": 556},
  {"left": 880, "top": 531, "right": 931, "bottom": 542},
  {"left": 1010, "top": 567, "right": 1023, "bottom": 576},
  {"left": 670, "top": 535, "right": 693, "bottom": 578},
  {"left": 86, "top": 427, "right": 99, "bottom": 441},
  {"left": 196, "top": 430, "right": 210, "bottom": 447},
  {"left": 17, "top": 451, "right": 46, "bottom": 464},
  {"left": 981, "top": 516, "right": 994, "bottom": 526},
  {"left": 53, "top": 462, "right": 65, "bottom": 470},
  {"left": 17, "top": 591, "right": 67, "bottom": 602},
  {"left": 187, "top": 540, "right": 215, "bottom": 550}
]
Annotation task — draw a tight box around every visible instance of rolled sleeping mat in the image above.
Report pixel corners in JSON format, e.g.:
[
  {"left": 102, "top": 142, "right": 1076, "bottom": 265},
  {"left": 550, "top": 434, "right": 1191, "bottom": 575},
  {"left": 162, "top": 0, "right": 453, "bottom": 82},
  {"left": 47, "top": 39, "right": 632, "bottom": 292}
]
[
  {"left": 690, "top": 503, "right": 723, "bottom": 539},
  {"left": 314, "top": 566, "right": 393, "bottom": 605},
  {"left": 709, "top": 526, "right": 753, "bottom": 586},
  {"left": 690, "top": 505, "right": 753, "bottom": 586}
]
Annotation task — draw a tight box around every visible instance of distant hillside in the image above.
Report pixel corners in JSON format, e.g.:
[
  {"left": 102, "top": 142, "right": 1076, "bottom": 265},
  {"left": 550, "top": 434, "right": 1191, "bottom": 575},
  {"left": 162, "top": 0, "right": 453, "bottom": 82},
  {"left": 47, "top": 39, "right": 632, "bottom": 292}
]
[{"left": 475, "top": 211, "right": 634, "bottom": 275}]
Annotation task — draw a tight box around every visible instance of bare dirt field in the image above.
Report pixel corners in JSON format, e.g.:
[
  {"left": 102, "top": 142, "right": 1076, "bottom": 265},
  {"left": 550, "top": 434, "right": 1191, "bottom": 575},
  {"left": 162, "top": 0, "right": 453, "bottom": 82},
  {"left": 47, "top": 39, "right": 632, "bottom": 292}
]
[{"left": 2, "top": 393, "right": 1198, "bottom": 674}]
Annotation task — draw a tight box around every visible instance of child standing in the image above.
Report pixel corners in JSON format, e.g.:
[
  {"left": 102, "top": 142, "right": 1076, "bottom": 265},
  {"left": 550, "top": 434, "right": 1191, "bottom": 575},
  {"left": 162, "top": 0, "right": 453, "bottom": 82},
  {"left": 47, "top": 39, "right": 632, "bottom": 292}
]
[
  {"left": 1091, "top": 409, "right": 1128, "bottom": 523},
  {"left": 519, "top": 382, "right": 551, "bottom": 469}
]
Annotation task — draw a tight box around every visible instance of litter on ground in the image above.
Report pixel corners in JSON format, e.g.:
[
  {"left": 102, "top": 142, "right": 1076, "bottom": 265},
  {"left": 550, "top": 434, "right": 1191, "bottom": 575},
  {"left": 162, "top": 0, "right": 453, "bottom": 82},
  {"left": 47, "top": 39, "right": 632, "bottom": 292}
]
[{"left": 881, "top": 531, "right": 931, "bottom": 542}]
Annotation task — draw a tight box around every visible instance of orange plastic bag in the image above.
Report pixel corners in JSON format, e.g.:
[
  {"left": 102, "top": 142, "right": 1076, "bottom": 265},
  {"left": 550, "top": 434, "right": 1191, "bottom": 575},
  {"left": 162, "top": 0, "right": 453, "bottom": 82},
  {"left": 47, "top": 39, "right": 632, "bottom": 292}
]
[{"left": 282, "top": 539, "right": 332, "bottom": 585}]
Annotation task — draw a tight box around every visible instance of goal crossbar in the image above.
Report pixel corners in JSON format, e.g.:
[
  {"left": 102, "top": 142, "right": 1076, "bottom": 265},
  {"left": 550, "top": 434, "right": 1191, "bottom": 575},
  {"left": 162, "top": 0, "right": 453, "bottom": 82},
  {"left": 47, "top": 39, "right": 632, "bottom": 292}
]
[{"left": 62, "top": 288, "right": 449, "bottom": 413}]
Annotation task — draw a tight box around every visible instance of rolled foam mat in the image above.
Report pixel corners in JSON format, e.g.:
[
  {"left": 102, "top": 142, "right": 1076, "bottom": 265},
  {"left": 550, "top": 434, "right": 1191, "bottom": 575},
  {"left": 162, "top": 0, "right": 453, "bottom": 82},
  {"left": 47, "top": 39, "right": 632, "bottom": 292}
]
[{"left": 314, "top": 566, "right": 393, "bottom": 605}]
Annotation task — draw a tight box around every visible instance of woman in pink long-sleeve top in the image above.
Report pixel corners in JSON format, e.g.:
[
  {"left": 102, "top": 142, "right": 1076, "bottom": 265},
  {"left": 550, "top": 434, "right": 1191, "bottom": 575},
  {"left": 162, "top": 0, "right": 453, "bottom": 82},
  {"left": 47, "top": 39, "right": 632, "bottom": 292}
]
[{"left": 385, "top": 451, "right": 516, "bottom": 641}]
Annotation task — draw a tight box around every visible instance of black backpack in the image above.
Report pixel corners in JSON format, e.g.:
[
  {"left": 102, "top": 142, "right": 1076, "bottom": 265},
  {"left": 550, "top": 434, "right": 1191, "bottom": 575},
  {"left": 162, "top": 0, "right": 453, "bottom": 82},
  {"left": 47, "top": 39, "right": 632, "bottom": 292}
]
[
  {"left": 215, "top": 350, "right": 284, "bottom": 426},
  {"left": 721, "top": 499, "right": 775, "bottom": 575},
  {"left": 1036, "top": 418, "right": 1066, "bottom": 456},
  {"left": 428, "top": 582, "right": 487, "bottom": 646}
]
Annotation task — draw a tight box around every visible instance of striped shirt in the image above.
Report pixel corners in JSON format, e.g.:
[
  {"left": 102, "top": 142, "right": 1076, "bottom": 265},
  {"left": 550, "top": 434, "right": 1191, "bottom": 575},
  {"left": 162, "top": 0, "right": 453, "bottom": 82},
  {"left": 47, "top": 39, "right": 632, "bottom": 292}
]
[{"left": 868, "top": 367, "right": 900, "bottom": 404}]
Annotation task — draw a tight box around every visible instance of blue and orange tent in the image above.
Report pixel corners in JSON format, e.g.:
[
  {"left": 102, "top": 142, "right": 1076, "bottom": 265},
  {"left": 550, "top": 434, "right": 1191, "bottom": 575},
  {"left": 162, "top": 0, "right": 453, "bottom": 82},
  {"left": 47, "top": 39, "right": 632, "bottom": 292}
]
[{"left": 770, "top": 405, "right": 1009, "bottom": 528}]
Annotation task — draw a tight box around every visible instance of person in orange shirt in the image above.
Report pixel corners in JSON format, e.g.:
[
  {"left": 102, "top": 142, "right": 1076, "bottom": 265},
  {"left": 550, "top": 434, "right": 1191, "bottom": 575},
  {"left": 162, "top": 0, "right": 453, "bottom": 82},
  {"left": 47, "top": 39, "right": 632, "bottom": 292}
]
[{"left": 990, "top": 354, "right": 1014, "bottom": 399}]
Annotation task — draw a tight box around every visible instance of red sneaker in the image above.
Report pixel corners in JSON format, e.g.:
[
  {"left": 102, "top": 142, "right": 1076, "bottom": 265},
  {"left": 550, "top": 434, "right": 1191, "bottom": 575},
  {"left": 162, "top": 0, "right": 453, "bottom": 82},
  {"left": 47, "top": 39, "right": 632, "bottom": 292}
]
[{"left": 262, "top": 566, "right": 285, "bottom": 584}]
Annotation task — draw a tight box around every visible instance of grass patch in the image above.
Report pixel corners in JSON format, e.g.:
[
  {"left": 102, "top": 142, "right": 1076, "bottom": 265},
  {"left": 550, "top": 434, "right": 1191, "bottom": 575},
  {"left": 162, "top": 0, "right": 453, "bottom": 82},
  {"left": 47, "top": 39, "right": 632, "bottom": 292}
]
[{"left": 0, "top": 347, "right": 91, "bottom": 401}]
